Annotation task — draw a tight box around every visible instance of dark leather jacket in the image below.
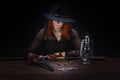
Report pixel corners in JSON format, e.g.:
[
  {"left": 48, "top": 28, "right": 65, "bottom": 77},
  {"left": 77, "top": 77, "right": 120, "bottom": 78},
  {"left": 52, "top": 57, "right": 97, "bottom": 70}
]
[{"left": 27, "top": 27, "right": 81, "bottom": 57}]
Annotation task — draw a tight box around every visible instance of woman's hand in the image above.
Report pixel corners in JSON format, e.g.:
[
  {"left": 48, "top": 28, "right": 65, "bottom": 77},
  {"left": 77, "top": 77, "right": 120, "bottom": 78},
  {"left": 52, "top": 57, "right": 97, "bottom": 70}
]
[
  {"left": 47, "top": 52, "right": 65, "bottom": 60},
  {"left": 26, "top": 53, "right": 43, "bottom": 64}
]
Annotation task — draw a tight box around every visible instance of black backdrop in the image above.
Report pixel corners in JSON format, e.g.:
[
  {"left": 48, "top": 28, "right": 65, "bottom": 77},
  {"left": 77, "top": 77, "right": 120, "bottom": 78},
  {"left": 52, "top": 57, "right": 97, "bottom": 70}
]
[{"left": 0, "top": 0, "right": 118, "bottom": 58}]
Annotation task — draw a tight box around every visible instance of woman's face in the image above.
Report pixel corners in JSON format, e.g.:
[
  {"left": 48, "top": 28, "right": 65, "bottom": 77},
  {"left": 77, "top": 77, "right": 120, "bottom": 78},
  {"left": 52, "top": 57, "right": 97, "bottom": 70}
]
[{"left": 53, "top": 20, "right": 64, "bottom": 30}]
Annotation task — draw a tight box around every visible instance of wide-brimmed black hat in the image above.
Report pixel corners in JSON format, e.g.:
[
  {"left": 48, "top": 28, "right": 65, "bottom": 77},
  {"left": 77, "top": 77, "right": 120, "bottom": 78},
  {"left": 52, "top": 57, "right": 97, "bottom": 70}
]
[{"left": 44, "top": 3, "right": 75, "bottom": 22}]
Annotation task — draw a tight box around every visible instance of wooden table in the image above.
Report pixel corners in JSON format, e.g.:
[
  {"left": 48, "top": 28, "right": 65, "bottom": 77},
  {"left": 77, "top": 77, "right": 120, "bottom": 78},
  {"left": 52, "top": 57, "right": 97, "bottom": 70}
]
[{"left": 0, "top": 57, "right": 120, "bottom": 80}]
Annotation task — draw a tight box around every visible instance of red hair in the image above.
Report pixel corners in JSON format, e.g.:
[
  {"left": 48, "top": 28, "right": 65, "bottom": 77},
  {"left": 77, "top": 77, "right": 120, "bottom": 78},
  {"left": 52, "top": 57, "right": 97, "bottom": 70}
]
[{"left": 47, "top": 20, "right": 70, "bottom": 40}]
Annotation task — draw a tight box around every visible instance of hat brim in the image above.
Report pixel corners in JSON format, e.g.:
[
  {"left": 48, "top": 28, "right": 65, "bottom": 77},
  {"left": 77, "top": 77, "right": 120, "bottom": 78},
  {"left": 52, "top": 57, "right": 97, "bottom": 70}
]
[{"left": 44, "top": 13, "right": 75, "bottom": 22}]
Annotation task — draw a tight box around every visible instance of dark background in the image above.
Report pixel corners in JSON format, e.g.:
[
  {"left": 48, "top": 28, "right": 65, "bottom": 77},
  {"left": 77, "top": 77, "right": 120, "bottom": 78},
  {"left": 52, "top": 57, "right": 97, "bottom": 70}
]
[{"left": 0, "top": 0, "right": 118, "bottom": 58}]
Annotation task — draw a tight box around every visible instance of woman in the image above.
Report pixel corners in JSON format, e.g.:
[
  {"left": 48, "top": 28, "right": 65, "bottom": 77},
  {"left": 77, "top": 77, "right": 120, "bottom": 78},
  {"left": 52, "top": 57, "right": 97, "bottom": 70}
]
[{"left": 26, "top": 3, "right": 81, "bottom": 64}]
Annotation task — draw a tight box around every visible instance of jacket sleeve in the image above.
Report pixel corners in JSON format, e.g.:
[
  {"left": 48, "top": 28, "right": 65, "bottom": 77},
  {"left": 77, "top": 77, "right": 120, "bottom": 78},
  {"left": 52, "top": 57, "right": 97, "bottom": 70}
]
[
  {"left": 66, "top": 28, "right": 81, "bottom": 57},
  {"left": 26, "top": 28, "right": 45, "bottom": 54}
]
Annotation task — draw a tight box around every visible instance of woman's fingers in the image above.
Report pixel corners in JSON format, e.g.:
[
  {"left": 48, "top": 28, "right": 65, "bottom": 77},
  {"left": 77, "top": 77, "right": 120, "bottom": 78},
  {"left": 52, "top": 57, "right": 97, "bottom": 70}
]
[
  {"left": 61, "top": 52, "right": 65, "bottom": 57},
  {"left": 47, "top": 54, "right": 56, "bottom": 60}
]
